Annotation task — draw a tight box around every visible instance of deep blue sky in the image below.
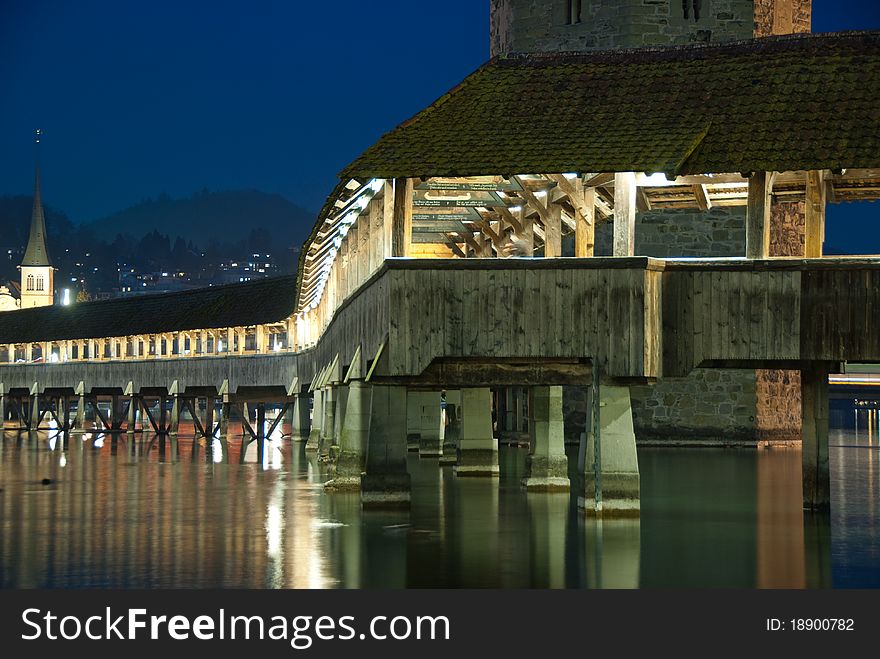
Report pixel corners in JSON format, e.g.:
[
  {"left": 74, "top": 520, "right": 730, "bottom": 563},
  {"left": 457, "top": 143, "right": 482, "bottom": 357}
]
[{"left": 1, "top": 0, "right": 879, "bottom": 249}]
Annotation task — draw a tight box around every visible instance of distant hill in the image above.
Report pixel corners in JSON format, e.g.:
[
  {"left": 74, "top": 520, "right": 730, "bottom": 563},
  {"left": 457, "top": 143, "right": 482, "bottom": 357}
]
[{"left": 84, "top": 189, "right": 315, "bottom": 250}]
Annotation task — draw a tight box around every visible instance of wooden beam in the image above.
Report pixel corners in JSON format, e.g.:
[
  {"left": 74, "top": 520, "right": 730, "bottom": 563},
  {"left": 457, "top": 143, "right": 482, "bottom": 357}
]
[
  {"left": 746, "top": 171, "right": 773, "bottom": 259},
  {"left": 443, "top": 236, "right": 467, "bottom": 258},
  {"left": 516, "top": 178, "right": 561, "bottom": 257},
  {"left": 584, "top": 173, "right": 614, "bottom": 187},
  {"left": 692, "top": 184, "right": 712, "bottom": 211},
  {"left": 391, "top": 177, "right": 413, "bottom": 257},
  {"left": 636, "top": 187, "right": 652, "bottom": 212},
  {"left": 576, "top": 187, "right": 595, "bottom": 257},
  {"left": 494, "top": 205, "right": 524, "bottom": 234},
  {"left": 613, "top": 172, "right": 636, "bottom": 256},
  {"left": 805, "top": 170, "right": 826, "bottom": 258}
]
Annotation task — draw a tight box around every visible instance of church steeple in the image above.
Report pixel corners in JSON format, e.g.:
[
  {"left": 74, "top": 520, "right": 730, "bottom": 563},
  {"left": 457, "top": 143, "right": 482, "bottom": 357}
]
[
  {"left": 22, "top": 159, "right": 52, "bottom": 267},
  {"left": 19, "top": 128, "right": 54, "bottom": 309}
]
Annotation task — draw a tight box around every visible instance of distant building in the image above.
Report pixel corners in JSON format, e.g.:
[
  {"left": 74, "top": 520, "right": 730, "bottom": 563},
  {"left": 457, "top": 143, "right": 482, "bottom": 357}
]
[
  {"left": 18, "top": 142, "right": 54, "bottom": 309},
  {"left": 0, "top": 284, "right": 18, "bottom": 312}
]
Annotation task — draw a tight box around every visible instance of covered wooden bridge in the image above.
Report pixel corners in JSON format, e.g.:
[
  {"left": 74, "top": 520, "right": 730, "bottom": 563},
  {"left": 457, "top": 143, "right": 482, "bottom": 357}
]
[{"left": 2, "top": 31, "right": 880, "bottom": 514}]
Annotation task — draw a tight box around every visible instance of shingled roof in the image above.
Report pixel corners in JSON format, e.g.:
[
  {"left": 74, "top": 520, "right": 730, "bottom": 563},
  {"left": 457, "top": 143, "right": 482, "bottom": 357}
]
[
  {"left": 0, "top": 276, "right": 297, "bottom": 344},
  {"left": 340, "top": 31, "right": 880, "bottom": 179}
]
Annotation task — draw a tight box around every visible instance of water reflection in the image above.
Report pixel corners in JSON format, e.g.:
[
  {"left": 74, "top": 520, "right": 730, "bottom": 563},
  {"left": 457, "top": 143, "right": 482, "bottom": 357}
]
[{"left": 0, "top": 422, "right": 878, "bottom": 588}]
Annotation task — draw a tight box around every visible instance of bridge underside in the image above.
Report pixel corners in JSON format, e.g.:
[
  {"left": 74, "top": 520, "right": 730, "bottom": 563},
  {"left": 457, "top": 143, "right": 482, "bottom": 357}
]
[{"left": 3, "top": 256, "right": 876, "bottom": 516}]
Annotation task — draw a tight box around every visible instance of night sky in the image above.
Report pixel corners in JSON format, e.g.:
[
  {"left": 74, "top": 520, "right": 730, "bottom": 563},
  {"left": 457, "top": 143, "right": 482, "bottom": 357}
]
[{"left": 2, "top": 1, "right": 879, "bottom": 251}]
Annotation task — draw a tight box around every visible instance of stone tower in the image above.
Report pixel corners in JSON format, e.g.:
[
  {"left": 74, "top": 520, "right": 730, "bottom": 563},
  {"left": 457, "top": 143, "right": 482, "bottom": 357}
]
[
  {"left": 19, "top": 134, "right": 54, "bottom": 309},
  {"left": 490, "top": 1, "right": 812, "bottom": 56},
  {"left": 489, "top": 2, "right": 814, "bottom": 445}
]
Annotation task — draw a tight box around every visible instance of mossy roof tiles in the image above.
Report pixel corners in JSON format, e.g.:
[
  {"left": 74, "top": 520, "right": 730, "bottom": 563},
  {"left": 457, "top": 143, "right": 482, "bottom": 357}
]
[{"left": 341, "top": 31, "right": 880, "bottom": 179}]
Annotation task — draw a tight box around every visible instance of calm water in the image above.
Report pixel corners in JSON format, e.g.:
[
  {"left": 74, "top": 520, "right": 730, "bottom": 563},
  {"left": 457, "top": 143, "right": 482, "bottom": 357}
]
[{"left": 0, "top": 420, "right": 878, "bottom": 589}]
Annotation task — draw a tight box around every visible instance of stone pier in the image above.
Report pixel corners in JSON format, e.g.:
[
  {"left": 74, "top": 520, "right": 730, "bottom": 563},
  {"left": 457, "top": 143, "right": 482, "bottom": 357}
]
[
  {"left": 417, "top": 391, "right": 444, "bottom": 458},
  {"left": 305, "top": 388, "right": 323, "bottom": 451},
  {"left": 580, "top": 385, "right": 640, "bottom": 516},
  {"left": 802, "top": 365, "right": 831, "bottom": 511},
  {"left": 290, "top": 393, "right": 311, "bottom": 442},
  {"left": 523, "top": 386, "right": 569, "bottom": 491},
  {"left": 455, "top": 387, "right": 499, "bottom": 477},
  {"left": 361, "top": 385, "right": 411, "bottom": 506},
  {"left": 328, "top": 378, "right": 371, "bottom": 491}
]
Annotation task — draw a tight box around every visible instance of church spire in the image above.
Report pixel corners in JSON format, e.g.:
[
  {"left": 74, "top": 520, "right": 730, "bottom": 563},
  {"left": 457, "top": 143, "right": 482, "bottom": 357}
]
[{"left": 22, "top": 128, "right": 52, "bottom": 267}]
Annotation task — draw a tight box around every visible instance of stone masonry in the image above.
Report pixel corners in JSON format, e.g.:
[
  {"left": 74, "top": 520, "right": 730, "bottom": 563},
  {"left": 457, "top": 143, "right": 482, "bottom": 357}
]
[{"left": 492, "top": 1, "right": 782, "bottom": 56}]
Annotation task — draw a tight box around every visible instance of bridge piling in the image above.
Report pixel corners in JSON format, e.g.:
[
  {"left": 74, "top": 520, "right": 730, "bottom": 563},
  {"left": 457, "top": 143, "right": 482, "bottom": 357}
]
[
  {"left": 361, "top": 384, "right": 411, "bottom": 507},
  {"left": 290, "top": 393, "right": 310, "bottom": 441},
  {"left": 454, "top": 388, "right": 499, "bottom": 477},
  {"left": 802, "top": 365, "right": 832, "bottom": 512},
  {"left": 523, "top": 386, "right": 569, "bottom": 491},
  {"left": 579, "top": 385, "right": 640, "bottom": 517},
  {"left": 306, "top": 389, "right": 322, "bottom": 451},
  {"left": 417, "top": 391, "right": 444, "bottom": 458},
  {"left": 328, "top": 378, "right": 370, "bottom": 491},
  {"left": 439, "top": 390, "right": 460, "bottom": 465},
  {"left": 405, "top": 390, "right": 421, "bottom": 451}
]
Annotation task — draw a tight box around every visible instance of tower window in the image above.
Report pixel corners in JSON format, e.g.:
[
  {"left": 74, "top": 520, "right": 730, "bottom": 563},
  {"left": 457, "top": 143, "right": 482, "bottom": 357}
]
[
  {"left": 36, "top": 275, "right": 44, "bottom": 291},
  {"left": 683, "top": 0, "right": 703, "bottom": 22},
  {"left": 26, "top": 274, "right": 34, "bottom": 291},
  {"left": 565, "top": 0, "right": 582, "bottom": 25}
]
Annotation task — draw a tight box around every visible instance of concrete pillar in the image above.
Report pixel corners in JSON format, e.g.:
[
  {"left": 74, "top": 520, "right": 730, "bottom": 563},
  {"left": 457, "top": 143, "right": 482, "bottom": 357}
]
[
  {"left": 405, "top": 390, "right": 421, "bottom": 451},
  {"left": 802, "top": 365, "right": 831, "bottom": 511},
  {"left": 73, "top": 383, "right": 85, "bottom": 434},
  {"left": 169, "top": 394, "right": 181, "bottom": 438},
  {"left": 127, "top": 391, "right": 137, "bottom": 435},
  {"left": 320, "top": 385, "right": 336, "bottom": 458},
  {"left": 290, "top": 393, "right": 311, "bottom": 441},
  {"left": 361, "top": 385, "right": 410, "bottom": 506},
  {"left": 328, "top": 380, "right": 371, "bottom": 490},
  {"left": 334, "top": 383, "right": 349, "bottom": 456},
  {"left": 29, "top": 385, "right": 40, "bottom": 430},
  {"left": 218, "top": 395, "right": 230, "bottom": 460},
  {"left": 523, "top": 386, "right": 569, "bottom": 491},
  {"left": 440, "top": 390, "right": 461, "bottom": 465},
  {"left": 418, "top": 391, "right": 444, "bottom": 458},
  {"left": 579, "top": 385, "right": 640, "bottom": 517},
  {"left": 305, "top": 389, "right": 323, "bottom": 451},
  {"left": 455, "top": 387, "right": 499, "bottom": 477}
]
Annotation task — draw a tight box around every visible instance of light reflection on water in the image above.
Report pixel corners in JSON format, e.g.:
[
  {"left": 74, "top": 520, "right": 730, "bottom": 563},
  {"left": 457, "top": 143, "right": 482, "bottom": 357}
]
[{"left": 0, "top": 421, "right": 877, "bottom": 588}]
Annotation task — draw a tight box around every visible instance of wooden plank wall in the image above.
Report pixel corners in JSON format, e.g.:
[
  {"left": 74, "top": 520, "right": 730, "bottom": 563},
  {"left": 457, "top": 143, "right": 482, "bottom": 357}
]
[
  {"left": 662, "top": 268, "right": 801, "bottom": 376},
  {"left": 800, "top": 268, "right": 880, "bottom": 362},
  {"left": 385, "top": 262, "right": 658, "bottom": 379}
]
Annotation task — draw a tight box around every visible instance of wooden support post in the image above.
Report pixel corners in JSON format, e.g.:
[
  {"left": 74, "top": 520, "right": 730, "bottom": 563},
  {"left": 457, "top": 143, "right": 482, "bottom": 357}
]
[
  {"left": 255, "top": 325, "right": 266, "bottom": 354},
  {"left": 802, "top": 364, "right": 831, "bottom": 511},
  {"left": 391, "top": 177, "right": 413, "bottom": 257},
  {"left": 746, "top": 171, "right": 773, "bottom": 259},
  {"left": 613, "top": 172, "right": 637, "bottom": 256},
  {"left": 576, "top": 187, "right": 596, "bottom": 257},
  {"left": 544, "top": 203, "right": 562, "bottom": 257},
  {"left": 805, "top": 170, "right": 826, "bottom": 258}
]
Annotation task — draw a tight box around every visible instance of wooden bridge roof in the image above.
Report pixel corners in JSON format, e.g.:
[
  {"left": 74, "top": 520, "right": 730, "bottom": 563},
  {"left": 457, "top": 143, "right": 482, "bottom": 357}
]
[
  {"left": 341, "top": 31, "right": 880, "bottom": 180},
  {"left": 0, "top": 275, "right": 297, "bottom": 344}
]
